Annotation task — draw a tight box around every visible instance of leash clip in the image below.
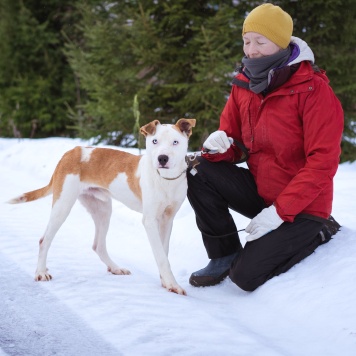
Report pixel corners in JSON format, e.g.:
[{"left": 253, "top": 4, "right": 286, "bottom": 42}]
[{"left": 186, "top": 152, "right": 201, "bottom": 176}]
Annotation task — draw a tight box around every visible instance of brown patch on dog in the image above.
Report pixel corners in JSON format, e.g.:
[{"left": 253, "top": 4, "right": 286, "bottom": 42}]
[
  {"left": 80, "top": 148, "right": 142, "bottom": 201},
  {"left": 9, "top": 147, "right": 81, "bottom": 206},
  {"left": 173, "top": 118, "right": 196, "bottom": 138},
  {"left": 49, "top": 147, "right": 142, "bottom": 204},
  {"left": 140, "top": 120, "right": 160, "bottom": 137},
  {"left": 163, "top": 205, "right": 174, "bottom": 218},
  {"left": 51, "top": 146, "right": 82, "bottom": 204},
  {"left": 9, "top": 146, "right": 143, "bottom": 207}
]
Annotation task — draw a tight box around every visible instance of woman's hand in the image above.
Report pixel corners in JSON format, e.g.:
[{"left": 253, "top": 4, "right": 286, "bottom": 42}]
[
  {"left": 203, "top": 131, "right": 232, "bottom": 153},
  {"left": 245, "top": 205, "right": 284, "bottom": 242}
]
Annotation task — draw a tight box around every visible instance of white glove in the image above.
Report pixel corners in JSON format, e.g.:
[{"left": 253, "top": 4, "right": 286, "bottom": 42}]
[
  {"left": 203, "top": 131, "right": 233, "bottom": 154},
  {"left": 245, "top": 205, "right": 284, "bottom": 242}
]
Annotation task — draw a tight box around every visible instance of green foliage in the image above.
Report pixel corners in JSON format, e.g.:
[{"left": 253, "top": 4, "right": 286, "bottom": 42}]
[
  {"left": 65, "top": 0, "right": 245, "bottom": 149},
  {"left": 172, "top": 4, "right": 243, "bottom": 143},
  {"left": 133, "top": 94, "right": 142, "bottom": 154},
  {"left": 0, "top": 0, "right": 355, "bottom": 161},
  {"left": 64, "top": 2, "right": 139, "bottom": 145},
  {"left": 0, "top": 0, "right": 81, "bottom": 138}
]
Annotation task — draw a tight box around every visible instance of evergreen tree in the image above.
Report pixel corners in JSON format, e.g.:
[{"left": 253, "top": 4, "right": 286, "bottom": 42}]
[
  {"left": 1, "top": 0, "right": 355, "bottom": 161},
  {"left": 64, "top": 2, "right": 140, "bottom": 145},
  {"left": 69, "top": 0, "right": 355, "bottom": 159},
  {"left": 169, "top": 3, "right": 244, "bottom": 143},
  {"left": 0, "top": 0, "right": 80, "bottom": 138},
  {"left": 66, "top": 0, "right": 245, "bottom": 148}
]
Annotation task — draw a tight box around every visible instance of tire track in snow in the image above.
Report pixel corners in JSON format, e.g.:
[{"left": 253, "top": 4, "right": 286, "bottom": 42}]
[{"left": 0, "top": 253, "right": 121, "bottom": 356}]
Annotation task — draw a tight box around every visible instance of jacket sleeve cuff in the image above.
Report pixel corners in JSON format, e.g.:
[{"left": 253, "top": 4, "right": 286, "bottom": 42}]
[{"left": 202, "top": 145, "right": 240, "bottom": 163}]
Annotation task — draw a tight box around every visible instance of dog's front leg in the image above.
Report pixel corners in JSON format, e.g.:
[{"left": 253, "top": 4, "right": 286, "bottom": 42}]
[
  {"left": 142, "top": 215, "right": 186, "bottom": 295},
  {"left": 159, "top": 216, "right": 173, "bottom": 257}
]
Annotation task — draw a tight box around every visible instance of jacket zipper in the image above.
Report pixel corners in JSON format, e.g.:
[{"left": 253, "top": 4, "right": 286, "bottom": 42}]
[{"left": 248, "top": 94, "right": 254, "bottom": 142}]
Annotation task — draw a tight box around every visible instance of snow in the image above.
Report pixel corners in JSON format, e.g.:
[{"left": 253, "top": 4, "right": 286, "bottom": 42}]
[{"left": 0, "top": 137, "right": 356, "bottom": 356}]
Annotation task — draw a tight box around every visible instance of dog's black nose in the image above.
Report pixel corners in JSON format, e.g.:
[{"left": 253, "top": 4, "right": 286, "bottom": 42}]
[{"left": 158, "top": 155, "right": 169, "bottom": 167}]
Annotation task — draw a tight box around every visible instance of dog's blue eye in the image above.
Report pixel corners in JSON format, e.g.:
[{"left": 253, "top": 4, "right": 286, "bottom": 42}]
[
  {"left": 173, "top": 140, "right": 179, "bottom": 145},
  {"left": 152, "top": 139, "right": 158, "bottom": 144}
]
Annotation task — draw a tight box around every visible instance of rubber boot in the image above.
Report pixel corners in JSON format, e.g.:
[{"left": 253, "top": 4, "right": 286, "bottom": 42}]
[{"left": 189, "top": 252, "right": 238, "bottom": 287}]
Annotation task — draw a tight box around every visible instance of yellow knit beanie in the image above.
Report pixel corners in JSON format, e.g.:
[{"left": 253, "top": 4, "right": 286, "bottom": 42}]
[{"left": 242, "top": 3, "right": 293, "bottom": 49}]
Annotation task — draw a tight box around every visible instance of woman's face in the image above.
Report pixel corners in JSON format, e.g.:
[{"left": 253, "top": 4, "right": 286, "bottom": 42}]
[{"left": 243, "top": 32, "right": 281, "bottom": 58}]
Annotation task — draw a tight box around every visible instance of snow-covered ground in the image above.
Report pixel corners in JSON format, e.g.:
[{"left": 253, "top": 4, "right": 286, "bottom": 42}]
[{"left": 0, "top": 137, "right": 356, "bottom": 356}]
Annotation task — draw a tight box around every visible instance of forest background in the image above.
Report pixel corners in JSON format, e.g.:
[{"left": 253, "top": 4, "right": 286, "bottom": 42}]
[{"left": 0, "top": 0, "right": 355, "bottom": 161}]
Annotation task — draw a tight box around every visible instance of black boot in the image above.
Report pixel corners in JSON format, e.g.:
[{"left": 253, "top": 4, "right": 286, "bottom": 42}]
[
  {"left": 189, "top": 252, "right": 238, "bottom": 287},
  {"left": 319, "top": 215, "right": 341, "bottom": 244}
]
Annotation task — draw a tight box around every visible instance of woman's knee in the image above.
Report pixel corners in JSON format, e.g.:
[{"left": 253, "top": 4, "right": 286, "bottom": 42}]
[{"left": 229, "top": 260, "right": 265, "bottom": 292}]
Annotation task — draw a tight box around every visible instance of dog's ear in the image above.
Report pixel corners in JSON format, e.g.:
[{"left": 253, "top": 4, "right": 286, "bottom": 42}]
[
  {"left": 175, "top": 118, "right": 196, "bottom": 138},
  {"left": 140, "top": 120, "right": 161, "bottom": 137}
]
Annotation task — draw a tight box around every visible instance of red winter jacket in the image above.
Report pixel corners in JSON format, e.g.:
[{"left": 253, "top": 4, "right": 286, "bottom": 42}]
[{"left": 204, "top": 61, "right": 344, "bottom": 222}]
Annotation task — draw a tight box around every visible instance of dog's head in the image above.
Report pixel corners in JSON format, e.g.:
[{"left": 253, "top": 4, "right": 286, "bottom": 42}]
[{"left": 140, "top": 119, "right": 196, "bottom": 176}]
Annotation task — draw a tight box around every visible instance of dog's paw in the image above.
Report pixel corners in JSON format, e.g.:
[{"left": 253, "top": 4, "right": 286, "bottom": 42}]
[
  {"left": 107, "top": 266, "right": 131, "bottom": 275},
  {"left": 161, "top": 277, "right": 186, "bottom": 295},
  {"left": 167, "top": 284, "right": 187, "bottom": 296},
  {"left": 35, "top": 271, "right": 52, "bottom": 281}
]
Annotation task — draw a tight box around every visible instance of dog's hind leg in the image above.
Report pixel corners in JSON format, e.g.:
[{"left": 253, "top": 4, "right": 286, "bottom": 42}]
[
  {"left": 79, "top": 191, "right": 131, "bottom": 275},
  {"left": 35, "top": 176, "right": 80, "bottom": 281}
]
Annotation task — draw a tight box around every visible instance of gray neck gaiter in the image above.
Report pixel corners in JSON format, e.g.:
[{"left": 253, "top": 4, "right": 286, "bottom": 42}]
[{"left": 242, "top": 47, "right": 291, "bottom": 93}]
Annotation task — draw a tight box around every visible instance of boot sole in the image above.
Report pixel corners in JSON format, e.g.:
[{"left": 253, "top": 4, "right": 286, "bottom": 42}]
[{"left": 189, "top": 269, "right": 230, "bottom": 287}]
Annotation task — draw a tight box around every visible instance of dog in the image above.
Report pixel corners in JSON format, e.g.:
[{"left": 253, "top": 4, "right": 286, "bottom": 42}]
[{"left": 8, "top": 118, "right": 196, "bottom": 295}]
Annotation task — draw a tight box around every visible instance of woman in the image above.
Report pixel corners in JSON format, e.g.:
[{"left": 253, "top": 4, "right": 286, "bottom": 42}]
[{"left": 187, "top": 3, "right": 343, "bottom": 291}]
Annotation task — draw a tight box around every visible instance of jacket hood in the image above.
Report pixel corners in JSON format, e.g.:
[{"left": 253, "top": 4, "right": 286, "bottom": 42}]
[
  {"left": 288, "top": 36, "right": 315, "bottom": 65},
  {"left": 234, "top": 37, "right": 318, "bottom": 89}
]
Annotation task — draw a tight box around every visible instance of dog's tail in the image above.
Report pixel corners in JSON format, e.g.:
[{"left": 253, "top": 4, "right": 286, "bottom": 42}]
[{"left": 7, "top": 177, "right": 53, "bottom": 204}]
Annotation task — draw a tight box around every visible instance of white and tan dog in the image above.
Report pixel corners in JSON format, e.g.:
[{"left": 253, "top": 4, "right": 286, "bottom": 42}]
[{"left": 9, "top": 118, "right": 196, "bottom": 295}]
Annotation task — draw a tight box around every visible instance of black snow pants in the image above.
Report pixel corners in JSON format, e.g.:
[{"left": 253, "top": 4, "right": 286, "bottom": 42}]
[{"left": 187, "top": 157, "right": 326, "bottom": 292}]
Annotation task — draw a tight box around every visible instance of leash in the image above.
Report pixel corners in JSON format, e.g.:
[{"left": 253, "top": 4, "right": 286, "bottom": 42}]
[
  {"left": 186, "top": 139, "right": 249, "bottom": 176},
  {"left": 157, "top": 139, "right": 249, "bottom": 180},
  {"left": 231, "top": 140, "right": 249, "bottom": 163}
]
